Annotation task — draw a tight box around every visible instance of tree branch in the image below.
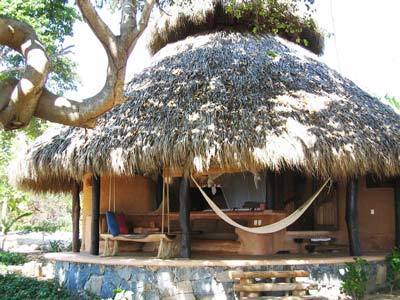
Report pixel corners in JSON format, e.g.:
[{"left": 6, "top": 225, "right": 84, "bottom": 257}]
[
  {"left": 0, "top": 17, "right": 124, "bottom": 129},
  {"left": 76, "top": 0, "right": 118, "bottom": 58},
  {"left": 138, "top": 0, "right": 156, "bottom": 33},
  {"left": 120, "top": 0, "right": 155, "bottom": 56},
  {"left": 0, "top": 0, "right": 159, "bottom": 130},
  {"left": 120, "top": 0, "right": 138, "bottom": 40},
  {"left": 0, "top": 17, "right": 49, "bottom": 130}
]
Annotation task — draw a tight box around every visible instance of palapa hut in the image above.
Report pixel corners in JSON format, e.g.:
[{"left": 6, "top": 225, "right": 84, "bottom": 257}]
[{"left": 11, "top": 1, "right": 400, "bottom": 259}]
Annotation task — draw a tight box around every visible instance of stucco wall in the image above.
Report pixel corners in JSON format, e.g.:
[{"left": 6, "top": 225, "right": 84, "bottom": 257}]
[
  {"left": 335, "top": 177, "right": 395, "bottom": 252},
  {"left": 81, "top": 174, "right": 156, "bottom": 251}
]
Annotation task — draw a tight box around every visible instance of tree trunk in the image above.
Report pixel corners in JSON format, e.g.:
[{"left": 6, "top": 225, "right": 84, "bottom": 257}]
[
  {"left": 91, "top": 175, "right": 101, "bottom": 255},
  {"left": 0, "top": 198, "right": 8, "bottom": 251},
  {"left": 346, "top": 178, "right": 361, "bottom": 256},
  {"left": 72, "top": 181, "right": 81, "bottom": 253},
  {"left": 179, "top": 177, "right": 191, "bottom": 258}
]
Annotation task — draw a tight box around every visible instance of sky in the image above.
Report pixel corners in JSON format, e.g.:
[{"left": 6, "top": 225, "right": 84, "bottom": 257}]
[{"left": 64, "top": 0, "right": 400, "bottom": 101}]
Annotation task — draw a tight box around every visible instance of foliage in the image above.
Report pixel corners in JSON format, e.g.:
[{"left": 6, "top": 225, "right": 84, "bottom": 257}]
[
  {"left": 0, "top": 125, "right": 48, "bottom": 239},
  {"left": 0, "top": 0, "right": 79, "bottom": 93},
  {"left": 150, "top": 0, "right": 322, "bottom": 55},
  {"left": 340, "top": 257, "right": 369, "bottom": 300},
  {"left": 0, "top": 274, "right": 76, "bottom": 300},
  {"left": 225, "top": 0, "right": 321, "bottom": 51},
  {"left": 0, "top": 251, "right": 27, "bottom": 266},
  {"left": 0, "top": 209, "right": 32, "bottom": 249},
  {"left": 387, "top": 248, "right": 400, "bottom": 292},
  {"left": 386, "top": 95, "right": 400, "bottom": 111},
  {"left": 20, "top": 219, "right": 69, "bottom": 233},
  {"left": 0, "top": 0, "right": 79, "bottom": 236},
  {"left": 48, "top": 240, "right": 64, "bottom": 252}
]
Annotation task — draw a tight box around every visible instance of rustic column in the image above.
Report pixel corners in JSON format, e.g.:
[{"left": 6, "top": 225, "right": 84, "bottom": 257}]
[
  {"left": 155, "top": 174, "right": 163, "bottom": 208},
  {"left": 90, "top": 175, "right": 101, "bottom": 255},
  {"left": 294, "top": 174, "right": 307, "bottom": 206},
  {"left": 395, "top": 177, "right": 400, "bottom": 248},
  {"left": 72, "top": 181, "right": 81, "bottom": 253},
  {"left": 275, "top": 173, "right": 285, "bottom": 210},
  {"left": 345, "top": 178, "right": 361, "bottom": 256},
  {"left": 179, "top": 177, "right": 191, "bottom": 258},
  {"left": 265, "top": 170, "right": 275, "bottom": 209}
]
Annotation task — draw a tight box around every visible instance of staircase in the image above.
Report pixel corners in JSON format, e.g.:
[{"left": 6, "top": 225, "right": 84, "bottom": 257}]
[{"left": 229, "top": 270, "right": 318, "bottom": 299}]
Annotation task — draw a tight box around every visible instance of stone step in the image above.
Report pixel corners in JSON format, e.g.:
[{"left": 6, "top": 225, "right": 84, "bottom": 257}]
[
  {"left": 234, "top": 282, "right": 318, "bottom": 292},
  {"left": 229, "top": 270, "right": 309, "bottom": 280},
  {"left": 241, "top": 296, "right": 325, "bottom": 300}
]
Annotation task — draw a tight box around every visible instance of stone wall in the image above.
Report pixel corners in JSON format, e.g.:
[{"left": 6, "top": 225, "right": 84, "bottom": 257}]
[{"left": 54, "top": 260, "right": 387, "bottom": 299}]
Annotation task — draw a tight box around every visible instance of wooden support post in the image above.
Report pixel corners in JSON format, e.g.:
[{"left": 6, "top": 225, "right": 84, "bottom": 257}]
[
  {"left": 91, "top": 175, "right": 101, "bottom": 255},
  {"left": 294, "top": 174, "right": 312, "bottom": 230},
  {"left": 346, "top": 178, "right": 361, "bottom": 256},
  {"left": 275, "top": 173, "right": 285, "bottom": 210},
  {"left": 72, "top": 181, "right": 81, "bottom": 253},
  {"left": 179, "top": 177, "right": 191, "bottom": 258},
  {"left": 265, "top": 171, "right": 275, "bottom": 210},
  {"left": 155, "top": 174, "right": 163, "bottom": 208},
  {"left": 395, "top": 177, "right": 400, "bottom": 248}
]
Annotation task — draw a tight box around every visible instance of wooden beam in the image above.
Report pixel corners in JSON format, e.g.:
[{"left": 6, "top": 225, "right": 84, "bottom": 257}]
[
  {"left": 265, "top": 170, "right": 275, "bottom": 209},
  {"left": 90, "top": 175, "right": 101, "bottom": 255},
  {"left": 395, "top": 177, "right": 400, "bottom": 248},
  {"left": 345, "top": 178, "right": 361, "bottom": 256},
  {"left": 72, "top": 181, "right": 81, "bottom": 253},
  {"left": 155, "top": 174, "right": 163, "bottom": 208},
  {"left": 179, "top": 177, "right": 191, "bottom": 258},
  {"left": 164, "top": 166, "right": 245, "bottom": 178}
]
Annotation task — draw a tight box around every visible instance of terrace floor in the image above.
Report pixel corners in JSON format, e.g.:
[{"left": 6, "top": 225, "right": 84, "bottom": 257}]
[{"left": 44, "top": 251, "right": 387, "bottom": 267}]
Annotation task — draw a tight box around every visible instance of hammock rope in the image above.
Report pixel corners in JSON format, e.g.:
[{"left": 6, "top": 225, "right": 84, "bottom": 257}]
[{"left": 190, "top": 174, "right": 330, "bottom": 234}]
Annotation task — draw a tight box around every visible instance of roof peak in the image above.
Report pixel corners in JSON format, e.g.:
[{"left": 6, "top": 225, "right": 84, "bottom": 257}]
[{"left": 149, "top": 0, "right": 324, "bottom": 56}]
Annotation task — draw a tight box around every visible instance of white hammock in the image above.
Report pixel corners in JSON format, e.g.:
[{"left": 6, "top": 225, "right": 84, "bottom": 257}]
[{"left": 191, "top": 174, "right": 330, "bottom": 234}]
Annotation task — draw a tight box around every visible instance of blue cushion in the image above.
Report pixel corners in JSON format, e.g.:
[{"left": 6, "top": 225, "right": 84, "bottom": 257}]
[{"left": 106, "top": 211, "right": 120, "bottom": 236}]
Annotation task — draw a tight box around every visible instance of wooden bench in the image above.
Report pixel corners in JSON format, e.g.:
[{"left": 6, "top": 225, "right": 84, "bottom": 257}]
[
  {"left": 100, "top": 233, "right": 177, "bottom": 258},
  {"left": 229, "top": 270, "right": 317, "bottom": 299}
]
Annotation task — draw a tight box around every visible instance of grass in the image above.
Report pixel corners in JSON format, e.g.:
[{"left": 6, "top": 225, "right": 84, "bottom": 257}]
[
  {"left": 0, "top": 274, "right": 76, "bottom": 300},
  {"left": 0, "top": 251, "right": 27, "bottom": 266}
]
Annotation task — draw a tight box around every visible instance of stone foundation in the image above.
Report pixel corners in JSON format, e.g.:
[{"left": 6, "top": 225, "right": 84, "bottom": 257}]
[{"left": 53, "top": 258, "right": 387, "bottom": 299}]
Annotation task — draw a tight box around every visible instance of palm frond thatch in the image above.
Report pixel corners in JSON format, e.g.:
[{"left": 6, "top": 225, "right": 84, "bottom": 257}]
[
  {"left": 10, "top": 31, "right": 400, "bottom": 193},
  {"left": 149, "top": 0, "right": 324, "bottom": 55}
]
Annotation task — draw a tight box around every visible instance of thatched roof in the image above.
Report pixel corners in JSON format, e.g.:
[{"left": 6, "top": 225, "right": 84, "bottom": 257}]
[
  {"left": 10, "top": 30, "right": 400, "bottom": 193},
  {"left": 149, "top": 0, "right": 324, "bottom": 55}
]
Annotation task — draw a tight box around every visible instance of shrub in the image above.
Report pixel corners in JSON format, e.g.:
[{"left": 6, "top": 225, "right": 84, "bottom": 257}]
[
  {"left": 20, "top": 220, "right": 62, "bottom": 233},
  {"left": 340, "top": 257, "right": 369, "bottom": 300},
  {"left": 48, "top": 240, "right": 63, "bottom": 252},
  {"left": 0, "top": 274, "right": 76, "bottom": 300},
  {"left": 0, "top": 251, "right": 27, "bottom": 266},
  {"left": 387, "top": 248, "right": 400, "bottom": 291}
]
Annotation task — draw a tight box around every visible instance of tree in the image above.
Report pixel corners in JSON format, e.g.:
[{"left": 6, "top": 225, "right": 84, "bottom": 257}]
[{"left": 0, "top": 0, "right": 158, "bottom": 130}]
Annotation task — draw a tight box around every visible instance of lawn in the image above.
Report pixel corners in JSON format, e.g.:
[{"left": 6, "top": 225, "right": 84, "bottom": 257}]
[
  {"left": 0, "top": 251, "right": 76, "bottom": 300},
  {"left": 0, "top": 274, "right": 77, "bottom": 300}
]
